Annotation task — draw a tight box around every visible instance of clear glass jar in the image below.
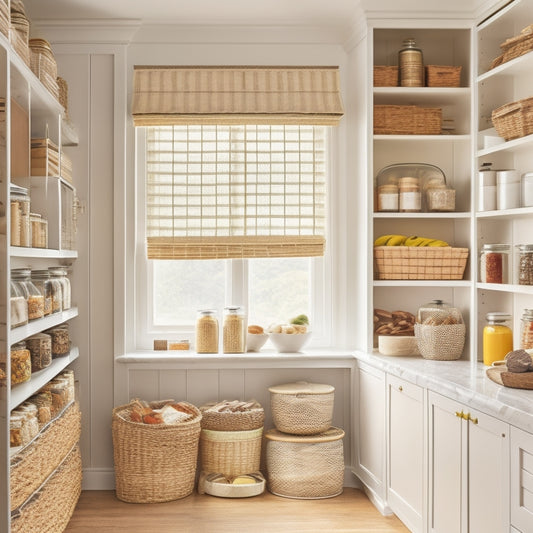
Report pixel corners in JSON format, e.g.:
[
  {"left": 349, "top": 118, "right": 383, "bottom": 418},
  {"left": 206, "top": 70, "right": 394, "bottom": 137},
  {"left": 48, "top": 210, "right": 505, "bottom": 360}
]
[
  {"left": 377, "top": 184, "right": 398, "bottom": 212},
  {"left": 520, "top": 309, "right": 533, "bottom": 350},
  {"left": 26, "top": 333, "right": 52, "bottom": 371},
  {"left": 516, "top": 244, "right": 533, "bottom": 286},
  {"left": 10, "top": 190, "right": 30, "bottom": 247},
  {"left": 49, "top": 267, "right": 71, "bottom": 310},
  {"left": 479, "top": 244, "right": 510, "bottom": 284},
  {"left": 31, "top": 270, "right": 53, "bottom": 316},
  {"left": 223, "top": 306, "right": 246, "bottom": 353},
  {"left": 417, "top": 299, "right": 464, "bottom": 326},
  {"left": 11, "top": 341, "right": 31, "bottom": 385},
  {"left": 398, "top": 176, "right": 421, "bottom": 212},
  {"left": 399, "top": 38, "right": 424, "bottom": 87},
  {"left": 45, "top": 324, "right": 71, "bottom": 357},
  {"left": 10, "top": 279, "right": 28, "bottom": 328},
  {"left": 11, "top": 268, "right": 44, "bottom": 321},
  {"left": 196, "top": 310, "right": 219, "bottom": 354},
  {"left": 483, "top": 312, "right": 513, "bottom": 366},
  {"left": 521, "top": 172, "right": 533, "bottom": 207}
]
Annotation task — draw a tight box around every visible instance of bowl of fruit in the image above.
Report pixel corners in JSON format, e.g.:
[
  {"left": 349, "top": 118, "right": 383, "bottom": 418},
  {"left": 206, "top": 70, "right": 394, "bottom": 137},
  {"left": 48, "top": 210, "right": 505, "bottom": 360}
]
[{"left": 268, "top": 315, "right": 311, "bottom": 353}]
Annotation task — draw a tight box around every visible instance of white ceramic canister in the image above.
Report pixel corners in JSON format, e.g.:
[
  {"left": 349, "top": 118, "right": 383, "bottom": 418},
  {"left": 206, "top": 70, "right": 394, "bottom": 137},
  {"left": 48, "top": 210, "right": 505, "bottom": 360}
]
[
  {"left": 496, "top": 169, "right": 520, "bottom": 210},
  {"left": 478, "top": 166, "right": 497, "bottom": 212},
  {"left": 521, "top": 172, "right": 533, "bottom": 207}
]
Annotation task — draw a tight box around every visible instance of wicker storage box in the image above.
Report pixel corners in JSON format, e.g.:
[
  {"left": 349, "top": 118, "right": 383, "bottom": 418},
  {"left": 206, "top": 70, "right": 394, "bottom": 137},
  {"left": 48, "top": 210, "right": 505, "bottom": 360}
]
[
  {"left": 112, "top": 400, "right": 201, "bottom": 503},
  {"left": 373, "top": 65, "right": 398, "bottom": 87},
  {"left": 0, "top": 1, "right": 9, "bottom": 38},
  {"left": 374, "top": 105, "right": 442, "bottom": 135},
  {"left": 491, "top": 24, "right": 533, "bottom": 69},
  {"left": 200, "top": 427, "right": 262, "bottom": 476},
  {"left": 10, "top": 402, "right": 81, "bottom": 510},
  {"left": 374, "top": 246, "right": 469, "bottom": 280},
  {"left": 269, "top": 381, "right": 334, "bottom": 435},
  {"left": 265, "top": 427, "right": 344, "bottom": 499},
  {"left": 492, "top": 96, "right": 533, "bottom": 141},
  {"left": 200, "top": 400, "right": 264, "bottom": 431},
  {"left": 425, "top": 65, "right": 462, "bottom": 87},
  {"left": 11, "top": 444, "right": 81, "bottom": 533}
]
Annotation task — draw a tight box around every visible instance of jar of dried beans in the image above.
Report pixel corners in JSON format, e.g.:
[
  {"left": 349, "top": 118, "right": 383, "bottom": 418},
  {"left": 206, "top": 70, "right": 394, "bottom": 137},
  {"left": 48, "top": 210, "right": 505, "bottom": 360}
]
[
  {"left": 516, "top": 244, "right": 533, "bottom": 286},
  {"left": 223, "top": 306, "right": 246, "bottom": 354},
  {"left": 479, "top": 244, "right": 510, "bottom": 284},
  {"left": 196, "top": 310, "right": 219, "bottom": 354},
  {"left": 520, "top": 309, "right": 533, "bottom": 350}
]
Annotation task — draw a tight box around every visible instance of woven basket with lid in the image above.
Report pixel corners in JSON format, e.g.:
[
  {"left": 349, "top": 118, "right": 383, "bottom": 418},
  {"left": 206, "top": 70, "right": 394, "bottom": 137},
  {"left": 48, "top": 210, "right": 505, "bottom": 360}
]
[{"left": 269, "top": 381, "right": 334, "bottom": 435}]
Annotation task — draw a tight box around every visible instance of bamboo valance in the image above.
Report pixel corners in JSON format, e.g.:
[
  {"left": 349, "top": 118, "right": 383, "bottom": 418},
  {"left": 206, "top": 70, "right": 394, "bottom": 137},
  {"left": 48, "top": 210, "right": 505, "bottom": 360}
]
[{"left": 132, "top": 66, "right": 344, "bottom": 126}]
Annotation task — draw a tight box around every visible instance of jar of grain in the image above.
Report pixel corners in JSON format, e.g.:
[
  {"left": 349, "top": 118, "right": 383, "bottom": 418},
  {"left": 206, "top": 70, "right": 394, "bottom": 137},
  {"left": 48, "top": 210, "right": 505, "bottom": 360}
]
[
  {"left": 377, "top": 184, "right": 399, "bottom": 212},
  {"left": 398, "top": 177, "right": 421, "bottom": 212},
  {"left": 516, "top": 244, "right": 533, "bottom": 285},
  {"left": 31, "top": 270, "right": 53, "bottom": 316},
  {"left": 479, "top": 244, "right": 510, "bottom": 284},
  {"left": 399, "top": 38, "right": 424, "bottom": 87},
  {"left": 26, "top": 333, "right": 52, "bottom": 371},
  {"left": 49, "top": 267, "right": 71, "bottom": 310},
  {"left": 196, "top": 309, "right": 219, "bottom": 353},
  {"left": 45, "top": 324, "right": 71, "bottom": 357},
  {"left": 11, "top": 341, "right": 31, "bottom": 385},
  {"left": 11, "top": 268, "right": 44, "bottom": 320},
  {"left": 223, "top": 306, "right": 246, "bottom": 353},
  {"left": 10, "top": 190, "right": 30, "bottom": 247},
  {"left": 10, "top": 280, "right": 28, "bottom": 328},
  {"left": 520, "top": 309, "right": 533, "bottom": 350}
]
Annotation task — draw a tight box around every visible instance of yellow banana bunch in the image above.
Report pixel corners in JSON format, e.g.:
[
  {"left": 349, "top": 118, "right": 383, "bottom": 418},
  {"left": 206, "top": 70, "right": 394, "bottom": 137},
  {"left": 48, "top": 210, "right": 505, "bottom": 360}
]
[
  {"left": 374, "top": 234, "right": 449, "bottom": 247},
  {"left": 374, "top": 234, "right": 407, "bottom": 246}
]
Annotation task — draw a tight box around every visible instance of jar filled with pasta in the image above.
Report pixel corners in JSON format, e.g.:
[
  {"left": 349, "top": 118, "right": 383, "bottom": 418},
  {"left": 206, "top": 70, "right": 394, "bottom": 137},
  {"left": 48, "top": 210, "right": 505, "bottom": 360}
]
[
  {"left": 223, "top": 306, "right": 246, "bottom": 353},
  {"left": 196, "top": 310, "right": 219, "bottom": 354}
]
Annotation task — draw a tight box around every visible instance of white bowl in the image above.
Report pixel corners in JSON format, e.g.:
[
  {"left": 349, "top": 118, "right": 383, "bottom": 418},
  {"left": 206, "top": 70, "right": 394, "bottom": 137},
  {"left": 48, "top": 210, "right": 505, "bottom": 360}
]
[
  {"left": 269, "top": 332, "right": 312, "bottom": 353},
  {"left": 246, "top": 333, "right": 268, "bottom": 352}
]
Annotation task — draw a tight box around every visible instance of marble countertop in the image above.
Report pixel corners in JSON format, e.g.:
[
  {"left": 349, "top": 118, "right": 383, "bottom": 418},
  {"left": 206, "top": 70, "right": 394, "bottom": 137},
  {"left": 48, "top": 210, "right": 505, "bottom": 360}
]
[{"left": 354, "top": 350, "right": 533, "bottom": 433}]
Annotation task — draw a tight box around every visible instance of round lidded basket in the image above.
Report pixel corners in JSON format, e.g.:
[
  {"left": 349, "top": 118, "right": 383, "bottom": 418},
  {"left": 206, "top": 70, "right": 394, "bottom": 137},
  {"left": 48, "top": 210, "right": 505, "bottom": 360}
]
[
  {"left": 264, "top": 427, "right": 345, "bottom": 499},
  {"left": 112, "top": 401, "right": 202, "bottom": 503},
  {"left": 200, "top": 400, "right": 264, "bottom": 431},
  {"left": 269, "top": 381, "right": 334, "bottom": 435}
]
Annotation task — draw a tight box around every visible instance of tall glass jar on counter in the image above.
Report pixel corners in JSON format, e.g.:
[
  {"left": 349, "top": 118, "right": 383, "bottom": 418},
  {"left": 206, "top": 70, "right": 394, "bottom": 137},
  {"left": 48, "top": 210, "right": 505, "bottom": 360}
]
[
  {"left": 516, "top": 245, "right": 533, "bottom": 286},
  {"left": 11, "top": 268, "right": 44, "bottom": 321},
  {"left": 223, "top": 306, "right": 246, "bottom": 354},
  {"left": 196, "top": 310, "right": 219, "bottom": 353},
  {"left": 483, "top": 312, "right": 513, "bottom": 366},
  {"left": 520, "top": 309, "right": 533, "bottom": 350},
  {"left": 49, "top": 267, "right": 71, "bottom": 310},
  {"left": 479, "top": 244, "right": 510, "bottom": 284}
]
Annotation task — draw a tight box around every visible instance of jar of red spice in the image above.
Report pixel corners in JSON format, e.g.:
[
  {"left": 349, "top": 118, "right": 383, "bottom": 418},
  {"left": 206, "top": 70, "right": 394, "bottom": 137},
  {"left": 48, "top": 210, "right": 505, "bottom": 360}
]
[{"left": 479, "top": 244, "right": 510, "bottom": 284}]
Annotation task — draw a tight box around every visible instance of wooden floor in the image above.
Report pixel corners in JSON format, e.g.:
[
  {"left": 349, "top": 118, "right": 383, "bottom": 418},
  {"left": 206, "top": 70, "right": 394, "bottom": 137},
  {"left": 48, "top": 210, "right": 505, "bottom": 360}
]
[{"left": 64, "top": 488, "right": 409, "bottom": 533}]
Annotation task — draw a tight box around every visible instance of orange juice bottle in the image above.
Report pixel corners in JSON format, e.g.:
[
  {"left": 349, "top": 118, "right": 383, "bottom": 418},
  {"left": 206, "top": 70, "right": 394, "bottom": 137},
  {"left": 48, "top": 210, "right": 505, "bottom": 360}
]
[{"left": 483, "top": 312, "right": 513, "bottom": 366}]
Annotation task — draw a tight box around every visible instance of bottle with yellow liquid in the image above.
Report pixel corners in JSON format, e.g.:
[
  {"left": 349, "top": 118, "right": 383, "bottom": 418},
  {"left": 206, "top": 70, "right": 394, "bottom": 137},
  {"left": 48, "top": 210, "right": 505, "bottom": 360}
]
[{"left": 483, "top": 312, "right": 513, "bottom": 366}]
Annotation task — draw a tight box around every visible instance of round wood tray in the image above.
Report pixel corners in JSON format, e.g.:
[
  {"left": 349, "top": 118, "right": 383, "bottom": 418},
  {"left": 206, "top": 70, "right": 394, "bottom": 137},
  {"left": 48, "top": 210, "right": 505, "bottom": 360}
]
[{"left": 486, "top": 365, "right": 533, "bottom": 390}]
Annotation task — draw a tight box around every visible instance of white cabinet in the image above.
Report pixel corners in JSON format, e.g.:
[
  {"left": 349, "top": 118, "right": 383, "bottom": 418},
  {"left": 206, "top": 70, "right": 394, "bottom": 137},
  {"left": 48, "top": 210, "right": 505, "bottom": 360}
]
[
  {"left": 353, "top": 362, "right": 388, "bottom": 512},
  {"left": 386, "top": 374, "right": 425, "bottom": 533},
  {"left": 428, "top": 391, "right": 509, "bottom": 533},
  {"left": 510, "top": 426, "right": 533, "bottom": 533}
]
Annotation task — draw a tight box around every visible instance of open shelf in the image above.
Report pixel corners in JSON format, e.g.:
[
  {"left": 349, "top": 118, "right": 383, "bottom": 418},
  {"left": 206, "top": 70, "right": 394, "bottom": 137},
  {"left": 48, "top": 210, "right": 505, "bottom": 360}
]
[{"left": 10, "top": 307, "right": 79, "bottom": 344}]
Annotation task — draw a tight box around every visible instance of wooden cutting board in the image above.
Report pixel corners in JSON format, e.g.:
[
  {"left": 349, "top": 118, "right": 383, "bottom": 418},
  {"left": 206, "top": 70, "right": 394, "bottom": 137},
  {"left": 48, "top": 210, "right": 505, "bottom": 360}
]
[{"left": 486, "top": 365, "right": 533, "bottom": 390}]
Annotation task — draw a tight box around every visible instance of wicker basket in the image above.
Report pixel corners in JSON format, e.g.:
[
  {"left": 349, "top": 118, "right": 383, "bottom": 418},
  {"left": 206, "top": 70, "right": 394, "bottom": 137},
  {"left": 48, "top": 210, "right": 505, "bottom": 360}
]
[
  {"left": 415, "top": 322, "right": 466, "bottom": 360},
  {"left": 374, "top": 246, "right": 469, "bottom": 280},
  {"left": 200, "top": 427, "right": 262, "bottom": 476},
  {"left": 265, "top": 427, "right": 344, "bottom": 500},
  {"left": 492, "top": 96, "right": 533, "bottom": 141},
  {"left": 374, "top": 105, "right": 442, "bottom": 135},
  {"left": 0, "top": 0, "right": 9, "bottom": 38},
  {"left": 500, "top": 24, "right": 533, "bottom": 64},
  {"left": 425, "top": 65, "right": 462, "bottom": 87},
  {"left": 112, "top": 400, "right": 202, "bottom": 503},
  {"left": 269, "top": 381, "right": 334, "bottom": 435},
  {"left": 373, "top": 65, "right": 398, "bottom": 87},
  {"left": 10, "top": 402, "right": 81, "bottom": 510},
  {"left": 200, "top": 401, "right": 264, "bottom": 431},
  {"left": 11, "top": 444, "right": 82, "bottom": 533}
]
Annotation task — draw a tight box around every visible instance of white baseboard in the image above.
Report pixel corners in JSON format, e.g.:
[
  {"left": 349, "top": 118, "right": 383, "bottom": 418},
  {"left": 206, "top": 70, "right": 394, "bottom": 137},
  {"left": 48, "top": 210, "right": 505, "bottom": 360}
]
[
  {"left": 344, "top": 467, "right": 362, "bottom": 489},
  {"left": 82, "top": 468, "right": 115, "bottom": 490},
  {"left": 362, "top": 484, "right": 394, "bottom": 516}
]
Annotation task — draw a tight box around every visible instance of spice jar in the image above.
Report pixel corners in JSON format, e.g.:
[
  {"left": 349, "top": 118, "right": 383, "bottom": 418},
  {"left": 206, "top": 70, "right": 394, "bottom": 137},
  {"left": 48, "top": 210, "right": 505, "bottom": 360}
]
[
  {"left": 31, "top": 270, "right": 53, "bottom": 316},
  {"left": 12, "top": 268, "right": 44, "bottom": 320},
  {"left": 483, "top": 312, "right": 513, "bottom": 366},
  {"left": 49, "top": 267, "right": 71, "bottom": 310},
  {"left": 10, "top": 280, "right": 28, "bottom": 328},
  {"left": 478, "top": 163, "right": 497, "bottom": 212},
  {"left": 196, "top": 310, "right": 219, "bottom": 353},
  {"left": 45, "top": 324, "right": 71, "bottom": 357},
  {"left": 11, "top": 341, "right": 31, "bottom": 385},
  {"left": 377, "top": 184, "right": 399, "bottom": 212},
  {"left": 26, "top": 333, "right": 52, "bottom": 371},
  {"left": 521, "top": 172, "right": 533, "bottom": 207},
  {"left": 479, "top": 244, "right": 510, "bottom": 284},
  {"left": 398, "top": 177, "right": 421, "bottom": 212},
  {"left": 223, "top": 306, "right": 246, "bottom": 354},
  {"left": 520, "top": 309, "right": 533, "bottom": 350},
  {"left": 399, "top": 38, "right": 424, "bottom": 87},
  {"left": 517, "top": 244, "right": 533, "bottom": 285}
]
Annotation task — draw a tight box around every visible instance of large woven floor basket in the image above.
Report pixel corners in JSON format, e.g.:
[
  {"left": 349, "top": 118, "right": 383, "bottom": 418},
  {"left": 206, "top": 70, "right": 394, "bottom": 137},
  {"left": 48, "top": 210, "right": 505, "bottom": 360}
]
[
  {"left": 112, "top": 401, "right": 201, "bottom": 503},
  {"left": 200, "top": 401, "right": 264, "bottom": 431}
]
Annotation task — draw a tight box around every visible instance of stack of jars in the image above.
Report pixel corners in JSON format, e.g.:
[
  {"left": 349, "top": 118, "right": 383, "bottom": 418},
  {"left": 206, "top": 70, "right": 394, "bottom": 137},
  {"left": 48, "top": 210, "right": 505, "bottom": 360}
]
[{"left": 195, "top": 307, "right": 246, "bottom": 354}]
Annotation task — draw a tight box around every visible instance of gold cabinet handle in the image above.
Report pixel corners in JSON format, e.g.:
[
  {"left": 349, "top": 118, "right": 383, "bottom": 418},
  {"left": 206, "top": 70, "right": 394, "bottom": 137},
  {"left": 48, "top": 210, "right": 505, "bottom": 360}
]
[
  {"left": 463, "top": 412, "right": 471, "bottom": 421},
  {"left": 470, "top": 416, "right": 478, "bottom": 424},
  {"left": 399, "top": 386, "right": 403, "bottom": 392},
  {"left": 455, "top": 411, "right": 463, "bottom": 418}
]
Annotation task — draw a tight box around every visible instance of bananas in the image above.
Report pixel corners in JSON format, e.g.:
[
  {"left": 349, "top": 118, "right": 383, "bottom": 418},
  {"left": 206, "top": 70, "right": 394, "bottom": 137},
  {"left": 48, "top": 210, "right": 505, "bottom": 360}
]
[{"left": 374, "top": 234, "right": 449, "bottom": 247}]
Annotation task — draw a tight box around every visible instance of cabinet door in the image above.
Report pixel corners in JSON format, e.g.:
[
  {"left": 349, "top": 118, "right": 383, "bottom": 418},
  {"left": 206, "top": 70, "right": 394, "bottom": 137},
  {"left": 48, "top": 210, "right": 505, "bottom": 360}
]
[
  {"left": 428, "top": 392, "right": 464, "bottom": 533},
  {"left": 511, "top": 426, "right": 533, "bottom": 533},
  {"left": 468, "top": 408, "right": 509, "bottom": 533},
  {"left": 387, "top": 374, "right": 425, "bottom": 533},
  {"left": 354, "top": 363, "right": 387, "bottom": 509}
]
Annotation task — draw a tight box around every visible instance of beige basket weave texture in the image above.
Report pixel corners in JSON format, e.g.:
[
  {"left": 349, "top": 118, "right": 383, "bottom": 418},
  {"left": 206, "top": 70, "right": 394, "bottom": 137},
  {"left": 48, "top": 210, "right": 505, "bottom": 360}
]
[
  {"left": 200, "top": 427, "right": 262, "bottom": 476},
  {"left": 425, "top": 65, "right": 462, "bottom": 87},
  {"left": 373, "top": 66, "right": 398, "bottom": 87},
  {"left": 415, "top": 323, "right": 466, "bottom": 360},
  {"left": 112, "top": 401, "right": 202, "bottom": 503},
  {"left": 374, "top": 105, "right": 442, "bottom": 135},
  {"left": 490, "top": 24, "right": 533, "bottom": 70},
  {"left": 0, "top": 0, "right": 9, "bottom": 38},
  {"left": 11, "top": 402, "right": 81, "bottom": 510},
  {"left": 492, "top": 96, "right": 533, "bottom": 141},
  {"left": 265, "top": 427, "right": 345, "bottom": 500},
  {"left": 11, "top": 444, "right": 82, "bottom": 533},
  {"left": 374, "top": 246, "right": 469, "bottom": 280},
  {"left": 200, "top": 401, "right": 264, "bottom": 431},
  {"left": 269, "top": 381, "right": 334, "bottom": 436}
]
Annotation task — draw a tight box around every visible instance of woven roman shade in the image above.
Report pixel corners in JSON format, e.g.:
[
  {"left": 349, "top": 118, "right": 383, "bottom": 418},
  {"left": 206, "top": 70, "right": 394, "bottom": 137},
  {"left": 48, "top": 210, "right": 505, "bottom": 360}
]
[{"left": 132, "top": 66, "right": 344, "bottom": 126}]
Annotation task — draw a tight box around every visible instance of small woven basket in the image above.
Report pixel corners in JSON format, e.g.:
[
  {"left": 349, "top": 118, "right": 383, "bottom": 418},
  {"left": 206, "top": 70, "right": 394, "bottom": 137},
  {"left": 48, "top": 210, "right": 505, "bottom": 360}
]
[
  {"left": 0, "top": 0, "right": 9, "bottom": 38},
  {"left": 415, "top": 323, "right": 466, "bottom": 360},
  {"left": 112, "top": 400, "right": 202, "bottom": 503},
  {"left": 373, "top": 65, "right": 398, "bottom": 87},
  {"left": 425, "top": 65, "right": 462, "bottom": 87},
  {"left": 265, "top": 427, "right": 345, "bottom": 500},
  {"left": 492, "top": 96, "right": 533, "bottom": 141},
  {"left": 374, "top": 246, "right": 469, "bottom": 280},
  {"left": 269, "top": 381, "right": 334, "bottom": 435},
  {"left": 374, "top": 105, "right": 442, "bottom": 135},
  {"left": 500, "top": 24, "right": 533, "bottom": 64},
  {"left": 200, "top": 401, "right": 264, "bottom": 431},
  {"left": 200, "top": 427, "right": 262, "bottom": 476}
]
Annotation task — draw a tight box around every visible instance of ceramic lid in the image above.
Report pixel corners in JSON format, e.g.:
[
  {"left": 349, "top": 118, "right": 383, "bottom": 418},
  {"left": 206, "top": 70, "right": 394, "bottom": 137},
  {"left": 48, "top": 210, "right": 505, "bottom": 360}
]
[
  {"left": 265, "top": 426, "right": 344, "bottom": 443},
  {"left": 268, "top": 381, "right": 335, "bottom": 395}
]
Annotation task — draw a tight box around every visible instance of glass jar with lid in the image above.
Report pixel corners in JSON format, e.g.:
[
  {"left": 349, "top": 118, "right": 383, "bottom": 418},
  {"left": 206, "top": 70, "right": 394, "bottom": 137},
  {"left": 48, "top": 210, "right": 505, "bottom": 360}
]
[
  {"left": 398, "top": 176, "right": 421, "bottom": 212},
  {"left": 10, "top": 279, "right": 28, "bottom": 328},
  {"left": 520, "top": 309, "right": 533, "bottom": 350},
  {"left": 49, "top": 267, "right": 71, "bottom": 310},
  {"left": 31, "top": 270, "right": 53, "bottom": 316},
  {"left": 196, "top": 310, "right": 219, "bottom": 354},
  {"left": 11, "top": 268, "right": 44, "bottom": 321},
  {"left": 223, "top": 306, "right": 246, "bottom": 354},
  {"left": 479, "top": 244, "right": 510, "bottom": 284},
  {"left": 11, "top": 341, "right": 31, "bottom": 385},
  {"left": 10, "top": 187, "right": 30, "bottom": 247},
  {"left": 483, "top": 312, "right": 513, "bottom": 365},
  {"left": 516, "top": 244, "right": 533, "bottom": 286}
]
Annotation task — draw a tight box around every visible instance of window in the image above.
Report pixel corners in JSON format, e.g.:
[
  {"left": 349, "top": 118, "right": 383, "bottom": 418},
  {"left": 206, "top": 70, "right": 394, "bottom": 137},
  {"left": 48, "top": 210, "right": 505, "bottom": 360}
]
[{"left": 135, "top": 124, "right": 331, "bottom": 349}]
